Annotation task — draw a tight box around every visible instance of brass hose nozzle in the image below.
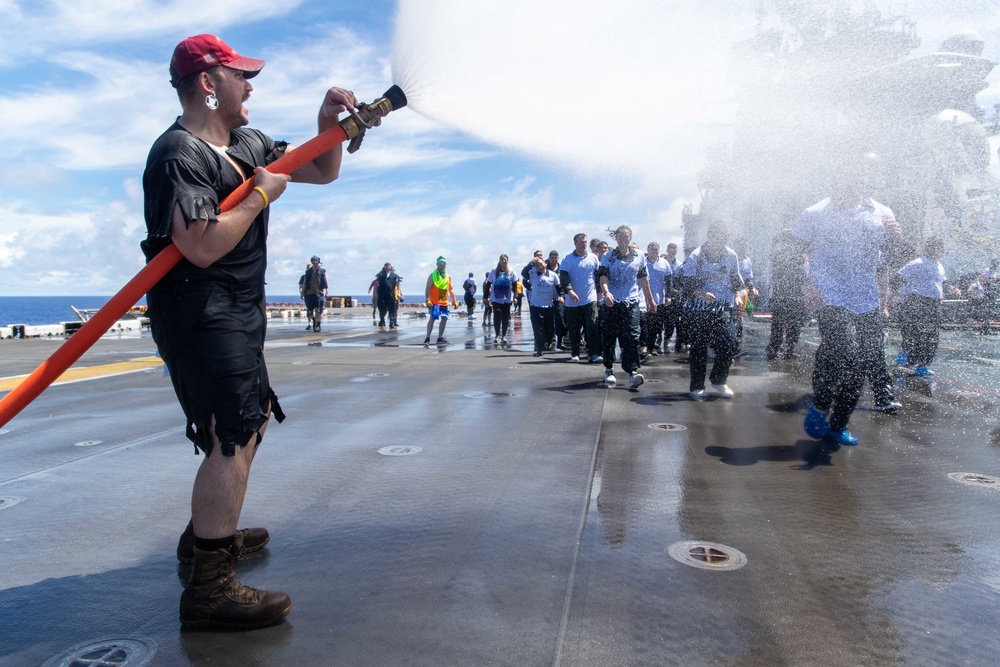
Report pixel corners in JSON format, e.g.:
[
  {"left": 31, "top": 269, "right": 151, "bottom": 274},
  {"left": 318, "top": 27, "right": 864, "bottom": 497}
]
[{"left": 339, "top": 84, "right": 408, "bottom": 153}]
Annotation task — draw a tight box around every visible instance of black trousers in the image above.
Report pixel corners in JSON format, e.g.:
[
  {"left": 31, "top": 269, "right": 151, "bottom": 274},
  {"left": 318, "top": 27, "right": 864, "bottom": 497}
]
[
  {"left": 553, "top": 301, "right": 566, "bottom": 344},
  {"left": 565, "top": 302, "right": 600, "bottom": 357},
  {"left": 639, "top": 305, "right": 670, "bottom": 349},
  {"left": 767, "top": 297, "right": 806, "bottom": 357},
  {"left": 812, "top": 307, "right": 891, "bottom": 430},
  {"left": 377, "top": 296, "right": 398, "bottom": 326},
  {"left": 686, "top": 308, "right": 737, "bottom": 391},
  {"left": 493, "top": 302, "right": 512, "bottom": 338},
  {"left": 661, "top": 302, "right": 685, "bottom": 351},
  {"left": 602, "top": 299, "right": 642, "bottom": 374},
  {"left": 529, "top": 305, "right": 555, "bottom": 352},
  {"left": 899, "top": 295, "right": 941, "bottom": 367},
  {"left": 464, "top": 293, "right": 476, "bottom": 316}
]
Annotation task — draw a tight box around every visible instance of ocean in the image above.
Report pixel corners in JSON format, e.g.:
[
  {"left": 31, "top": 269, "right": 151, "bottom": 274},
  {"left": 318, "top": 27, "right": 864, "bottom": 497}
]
[{"left": 0, "top": 295, "right": 427, "bottom": 326}]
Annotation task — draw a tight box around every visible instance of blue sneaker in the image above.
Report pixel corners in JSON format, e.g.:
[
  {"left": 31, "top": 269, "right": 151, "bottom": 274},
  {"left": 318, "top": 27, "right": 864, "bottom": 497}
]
[
  {"left": 896, "top": 350, "right": 909, "bottom": 366},
  {"left": 804, "top": 405, "right": 831, "bottom": 439},
  {"left": 914, "top": 366, "right": 935, "bottom": 377},
  {"left": 828, "top": 429, "right": 859, "bottom": 446}
]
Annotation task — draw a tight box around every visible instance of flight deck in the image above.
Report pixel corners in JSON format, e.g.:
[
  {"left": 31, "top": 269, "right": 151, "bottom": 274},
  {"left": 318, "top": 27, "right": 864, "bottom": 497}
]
[{"left": 1, "top": 310, "right": 999, "bottom": 666}]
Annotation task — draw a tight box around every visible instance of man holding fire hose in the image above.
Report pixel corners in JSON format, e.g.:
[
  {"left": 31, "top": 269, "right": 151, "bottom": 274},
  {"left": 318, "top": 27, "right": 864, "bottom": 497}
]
[{"left": 141, "top": 33, "right": 358, "bottom": 630}]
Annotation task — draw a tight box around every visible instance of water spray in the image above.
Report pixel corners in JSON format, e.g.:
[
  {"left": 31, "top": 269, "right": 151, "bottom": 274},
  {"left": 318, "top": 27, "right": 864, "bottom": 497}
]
[{"left": 0, "top": 85, "right": 407, "bottom": 428}]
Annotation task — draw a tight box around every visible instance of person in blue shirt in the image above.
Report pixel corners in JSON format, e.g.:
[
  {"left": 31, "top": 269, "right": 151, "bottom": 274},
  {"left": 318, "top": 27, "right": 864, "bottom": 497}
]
[
  {"left": 596, "top": 225, "right": 657, "bottom": 389},
  {"left": 675, "top": 221, "right": 743, "bottom": 399}
]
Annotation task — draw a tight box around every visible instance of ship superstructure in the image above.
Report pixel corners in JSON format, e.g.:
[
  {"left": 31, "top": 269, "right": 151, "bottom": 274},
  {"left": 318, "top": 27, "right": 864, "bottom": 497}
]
[{"left": 684, "top": 3, "right": 998, "bottom": 287}]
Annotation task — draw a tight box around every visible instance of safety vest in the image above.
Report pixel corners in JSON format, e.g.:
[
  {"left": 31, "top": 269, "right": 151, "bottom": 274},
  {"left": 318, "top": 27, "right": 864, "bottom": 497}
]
[{"left": 429, "top": 271, "right": 452, "bottom": 306}]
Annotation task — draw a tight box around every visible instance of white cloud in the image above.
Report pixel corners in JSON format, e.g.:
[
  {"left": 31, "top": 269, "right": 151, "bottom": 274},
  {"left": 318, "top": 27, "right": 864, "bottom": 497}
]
[
  {"left": 0, "top": 0, "right": 304, "bottom": 66},
  {"left": 0, "top": 198, "right": 145, "bottom": 294}
]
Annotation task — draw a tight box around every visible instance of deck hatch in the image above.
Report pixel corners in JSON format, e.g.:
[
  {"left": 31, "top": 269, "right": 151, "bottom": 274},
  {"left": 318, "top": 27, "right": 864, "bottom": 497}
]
[
  {"left": 948, "top": 472, "right": 1000, "bottom": 487},
  {"left": 42, "top": 637, "right": 156, "bottom": 667},
  {"left": 378, "top": 445, "right": 422, "bottom": 456},
  {"left": 648, "top": 423, "right": 687, "bottom": 432},
  {"left": 668, "top": 541, "right": 747, "bottom": 571}
]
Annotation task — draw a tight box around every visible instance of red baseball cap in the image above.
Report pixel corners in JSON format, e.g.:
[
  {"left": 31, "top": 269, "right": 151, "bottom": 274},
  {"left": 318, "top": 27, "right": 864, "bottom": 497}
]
[{"left": 169, "top": 34, "right": 265, "bottom": 87}]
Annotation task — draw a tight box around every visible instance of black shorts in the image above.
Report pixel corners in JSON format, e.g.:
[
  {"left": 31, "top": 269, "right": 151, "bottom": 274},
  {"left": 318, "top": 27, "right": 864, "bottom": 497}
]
[{"left": 148, "top": 281, "right": 284, "bottom": 457}]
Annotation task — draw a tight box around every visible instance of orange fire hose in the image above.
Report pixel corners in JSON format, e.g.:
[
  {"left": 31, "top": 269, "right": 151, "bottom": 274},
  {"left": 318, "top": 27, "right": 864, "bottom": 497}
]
[{"left": 0, "top": 124, "right": 349, "bottom": 428}]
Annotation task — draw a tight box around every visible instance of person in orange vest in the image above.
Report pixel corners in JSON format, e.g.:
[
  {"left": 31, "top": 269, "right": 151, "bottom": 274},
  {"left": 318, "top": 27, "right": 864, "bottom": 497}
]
[{"left": 423, "top": 256, "right": 459, "bottom": 345}]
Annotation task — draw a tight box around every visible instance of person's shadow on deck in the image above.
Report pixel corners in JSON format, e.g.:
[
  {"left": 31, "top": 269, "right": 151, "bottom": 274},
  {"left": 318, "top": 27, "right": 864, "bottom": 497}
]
[{"left": 705, "top": 440, "right": 840, "bottom": 470}]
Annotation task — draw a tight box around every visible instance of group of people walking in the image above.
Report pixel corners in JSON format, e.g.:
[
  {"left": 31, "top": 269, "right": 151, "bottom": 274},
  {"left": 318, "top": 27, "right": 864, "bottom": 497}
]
[
  {"left": 457, "top": 224, "right": 747, "bottom": 398},
  {"left": 333, "top": 163, "right": 957, "bottom": 455},
  {"left": 436, "top": 148, "right": 957, "bottom": 453}
]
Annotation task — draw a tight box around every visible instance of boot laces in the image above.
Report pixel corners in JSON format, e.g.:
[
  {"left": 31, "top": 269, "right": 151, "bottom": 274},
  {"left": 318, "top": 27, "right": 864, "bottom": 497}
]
[{"left": 222, "top": 572, "right": 264, "bottom": 604}]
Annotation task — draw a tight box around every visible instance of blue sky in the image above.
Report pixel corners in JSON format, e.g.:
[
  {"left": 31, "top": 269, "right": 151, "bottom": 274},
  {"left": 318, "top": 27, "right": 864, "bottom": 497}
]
[{"left": 1, "top": 0, "right": 999, "bottom": 297}]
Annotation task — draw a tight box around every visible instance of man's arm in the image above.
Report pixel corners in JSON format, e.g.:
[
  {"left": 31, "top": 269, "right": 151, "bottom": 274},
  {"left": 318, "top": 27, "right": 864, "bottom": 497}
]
[
  {"left": 170, "top": 168, "right": 288, "bottom": 268},
  {"left": 521, "top": 264, "right": 533, "bottom": 290},
  {"left": 598, "top": 274, "right": 614, "bottom": 305},
  {"left": 639, "top": 275, "right": 656, "bottom": 313},
  {"left": 559, "top": 270, "right": 581, "bottom": 303},
  {"left": 730, "top": 255, "right": 746, "bottom": 294},
  {"left": 289, "top": 87, "right": 358, "bottom": 185}
]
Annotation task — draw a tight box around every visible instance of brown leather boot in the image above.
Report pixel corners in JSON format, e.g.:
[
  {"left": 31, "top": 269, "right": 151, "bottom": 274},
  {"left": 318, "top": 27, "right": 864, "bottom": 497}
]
[
  {"left": 179, "top": 536, "right": 291, "bottom": 630},
  {"left": 176, "top": 520, "right": 270, "bottom": 563}
]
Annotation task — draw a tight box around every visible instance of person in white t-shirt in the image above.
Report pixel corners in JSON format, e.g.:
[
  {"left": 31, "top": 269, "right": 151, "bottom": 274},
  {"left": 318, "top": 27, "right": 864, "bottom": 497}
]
[
  {"left": 896, "top": 238, "right": 946, "bottom": 376},
  {"left": 793, "top": 150, "right": 903, "bottom": 446}
]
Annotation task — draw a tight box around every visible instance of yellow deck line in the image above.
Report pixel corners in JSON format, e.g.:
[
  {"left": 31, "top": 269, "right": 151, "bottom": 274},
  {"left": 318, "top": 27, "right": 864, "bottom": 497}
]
[{"left": 0, "top": 356, "right": 164, "bottom": 392}]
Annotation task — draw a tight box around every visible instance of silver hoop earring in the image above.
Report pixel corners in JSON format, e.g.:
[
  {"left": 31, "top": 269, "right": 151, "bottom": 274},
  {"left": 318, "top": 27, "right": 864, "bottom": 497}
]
[{"left": 205, "top": 92, "right": 219, "bottom": 110}]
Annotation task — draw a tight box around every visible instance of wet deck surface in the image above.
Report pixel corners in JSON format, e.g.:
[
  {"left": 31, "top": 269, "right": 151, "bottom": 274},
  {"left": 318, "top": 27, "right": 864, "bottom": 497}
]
[{"left": 1, "top": 309, "right": 999, "bottom": 666}]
